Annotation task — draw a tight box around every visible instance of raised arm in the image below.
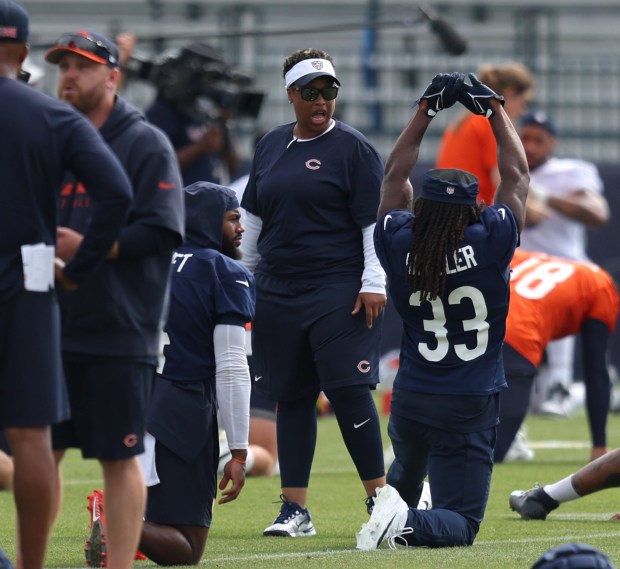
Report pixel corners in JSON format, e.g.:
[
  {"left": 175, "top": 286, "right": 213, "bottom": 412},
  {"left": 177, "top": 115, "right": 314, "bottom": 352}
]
[
  {"left": 378, "top": 103, "right": 432, "bottom": 217},
  {"left": 457, "top": 72, "right": 529, "bottom": 230},
  {"left": 490, "top": 102, "right": 530, "bottom": 231},
  {"left": 378, "top": 72, "right": 464, "bottom": 218}
]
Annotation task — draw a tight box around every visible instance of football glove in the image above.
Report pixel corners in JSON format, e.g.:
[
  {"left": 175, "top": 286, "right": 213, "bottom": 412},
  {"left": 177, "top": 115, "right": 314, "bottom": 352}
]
[
  {"left": 459, "top": 72, "right": 505, "bottom": 118},
  {"left": 415, "top": 72, "right": 465, "bottom": 117}
]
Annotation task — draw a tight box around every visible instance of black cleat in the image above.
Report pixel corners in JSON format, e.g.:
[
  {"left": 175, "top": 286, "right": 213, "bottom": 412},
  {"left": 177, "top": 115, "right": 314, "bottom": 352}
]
[{"left": 509, "top": 485, "right": 559, "bottom": 520}]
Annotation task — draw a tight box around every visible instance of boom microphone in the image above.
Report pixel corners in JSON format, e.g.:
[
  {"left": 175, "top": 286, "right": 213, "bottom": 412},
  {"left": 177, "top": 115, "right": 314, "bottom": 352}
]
[{"left": 419, "top": 6, "right": 468, "bottom": 56}]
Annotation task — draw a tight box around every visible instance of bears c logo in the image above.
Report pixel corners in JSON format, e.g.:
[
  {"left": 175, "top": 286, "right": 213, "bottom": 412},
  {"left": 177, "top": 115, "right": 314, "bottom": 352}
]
[
  {"left": 306, "top": 159, "right": 321, "bottom": 170},
  {"left": 123, "top": 433, "right": 138, "bottom": 447},
  {"left": 357, "top": 360, "right": 371, "bottom": 373}
]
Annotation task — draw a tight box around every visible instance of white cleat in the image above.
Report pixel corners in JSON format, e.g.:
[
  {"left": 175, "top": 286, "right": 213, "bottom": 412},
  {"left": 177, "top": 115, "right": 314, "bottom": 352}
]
[{"left": 356, "top": 484, "right": 410, "bottom": 550}]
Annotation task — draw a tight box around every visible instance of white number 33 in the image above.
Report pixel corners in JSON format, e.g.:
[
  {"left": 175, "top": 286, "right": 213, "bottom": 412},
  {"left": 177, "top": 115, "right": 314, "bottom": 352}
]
[{"left": 409, "top": 286, "right": 489, "bottom": 362}]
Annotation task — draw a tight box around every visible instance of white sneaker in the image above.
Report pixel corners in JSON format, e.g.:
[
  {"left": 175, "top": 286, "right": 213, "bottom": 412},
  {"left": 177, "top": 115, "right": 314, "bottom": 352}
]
[
  {"left": 263, "top": 495, "right": 316, "bottom": 537},
  {"left": 417, "top": 480, "right": 432, "bottom": 510},
  {"left": 504, "top": 427, "right": 535, "bottom": 462},
  {"left": 539, "top": 383, "right": 574, "bottom": 418},
  {"left": 356, "top": 485, "right": 410, "bottom": 550}
]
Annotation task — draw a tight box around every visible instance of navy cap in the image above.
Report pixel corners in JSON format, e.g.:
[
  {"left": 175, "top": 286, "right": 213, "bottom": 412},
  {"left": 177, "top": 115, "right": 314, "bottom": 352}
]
[
  {"left": 0, "top": 0, "right": 28, "bottom": 42},
  {"left": 520, "top": 111, "right": 558, "bottom": 136},
  {"left": 421, "top": 168, "right": 479, "bottom": 205},
  {"left": 45, "top": 30, "right": 120, "bottom": 67},
  {"left": 532, "top": 543, "right": 616, "bottom": 569}
]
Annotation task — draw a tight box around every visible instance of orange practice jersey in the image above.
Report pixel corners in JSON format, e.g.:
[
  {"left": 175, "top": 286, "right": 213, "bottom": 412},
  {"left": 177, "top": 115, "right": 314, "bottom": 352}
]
[
  {"left": 436, "top": 114, "right": 498, "bottom": 206},
  {"left": 505, "top": 249, "right": 619, "bottom": 366}
]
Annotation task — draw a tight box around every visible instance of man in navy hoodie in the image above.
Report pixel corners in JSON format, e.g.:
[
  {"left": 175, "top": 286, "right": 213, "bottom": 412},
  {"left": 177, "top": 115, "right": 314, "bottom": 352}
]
[
  {"left": 44, "top": 30, "right": 184, "bottom": 569},
  {"left": 138, "top": 182, "right": 255, "bottom": 565}
]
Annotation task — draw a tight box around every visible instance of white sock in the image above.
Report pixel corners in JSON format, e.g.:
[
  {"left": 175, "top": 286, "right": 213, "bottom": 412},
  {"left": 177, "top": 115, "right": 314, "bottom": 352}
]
[{"left": 544, "top": 475, "right": 580, "bottom": 502}]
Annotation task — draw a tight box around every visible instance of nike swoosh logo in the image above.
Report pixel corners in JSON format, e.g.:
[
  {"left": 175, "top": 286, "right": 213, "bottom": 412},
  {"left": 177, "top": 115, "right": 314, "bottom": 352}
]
[
  {"left": 354, "top": 418, "right": 371, "bottom": 429},
  {"left": 383, "top": 214, "right": 392, "bottom": 230},
  {"left": 254, "top": 376, "right": 262, "bottom": 382},
  {"left": 235, "top": 280, "right": 250, "bottom": 287}
]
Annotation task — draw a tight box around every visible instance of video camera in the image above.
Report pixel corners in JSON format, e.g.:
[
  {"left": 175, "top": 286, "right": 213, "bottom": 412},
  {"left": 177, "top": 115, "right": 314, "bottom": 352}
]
[{"left": 125, "top": 41, "right": 264, "bottom": 124}]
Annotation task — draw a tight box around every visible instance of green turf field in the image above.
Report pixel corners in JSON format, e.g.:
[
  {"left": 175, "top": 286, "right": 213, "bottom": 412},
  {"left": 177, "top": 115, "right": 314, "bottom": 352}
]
[{"left": 2, "top": 404, "right": 619, "bottom": 568}]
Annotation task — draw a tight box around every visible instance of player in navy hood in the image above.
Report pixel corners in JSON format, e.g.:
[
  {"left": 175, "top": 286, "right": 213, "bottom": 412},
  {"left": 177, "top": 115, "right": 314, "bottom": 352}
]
[
  {"left": 140, "top": 181, "right": 255, "bottom": 565},
  {"left": 184, "top": 181, "right": 241, "bottom": 257}
]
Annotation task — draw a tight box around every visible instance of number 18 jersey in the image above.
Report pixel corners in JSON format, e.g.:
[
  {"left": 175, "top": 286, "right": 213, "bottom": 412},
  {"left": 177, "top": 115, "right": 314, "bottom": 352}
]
[
  {"left": 506, "top": 249, "right": 619, "bottom": 367},
  {"left": 374, "top": 205, "right": 519, "bottom": 396}
]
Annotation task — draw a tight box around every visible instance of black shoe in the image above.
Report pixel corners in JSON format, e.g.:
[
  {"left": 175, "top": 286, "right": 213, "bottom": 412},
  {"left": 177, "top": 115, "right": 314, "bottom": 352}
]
[{"left": 509, "top": 485, "right": 559, "bottom": 520}]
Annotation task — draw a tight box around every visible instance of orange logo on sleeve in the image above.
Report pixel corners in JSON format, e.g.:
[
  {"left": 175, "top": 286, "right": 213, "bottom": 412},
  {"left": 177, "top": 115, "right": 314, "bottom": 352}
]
[{"left": 158, "top": 181, "right": 176, "bottom": 190}]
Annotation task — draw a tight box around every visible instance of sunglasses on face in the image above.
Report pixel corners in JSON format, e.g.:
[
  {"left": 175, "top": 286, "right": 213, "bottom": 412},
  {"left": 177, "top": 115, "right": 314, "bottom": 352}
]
[
  {"left": 291, "top": 86, "right": 339, "bottom": 102},
  {"left": 55, "top": 33, "right": 117, "bottom": 66}
]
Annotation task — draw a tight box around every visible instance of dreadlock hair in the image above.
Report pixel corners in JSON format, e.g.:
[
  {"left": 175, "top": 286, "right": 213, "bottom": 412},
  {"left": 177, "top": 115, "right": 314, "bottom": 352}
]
[{"left": 407, "top": 198, "right": 484, "bottom": 301}]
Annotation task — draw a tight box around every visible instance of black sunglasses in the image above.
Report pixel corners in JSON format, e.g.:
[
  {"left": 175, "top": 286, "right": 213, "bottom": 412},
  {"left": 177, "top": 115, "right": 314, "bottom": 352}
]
[
  {"left": 55, "top": 33, "right": 117, "bottom": 66},
  {"left": 291, "top": 86, "right": 339, "bottom": 102}
]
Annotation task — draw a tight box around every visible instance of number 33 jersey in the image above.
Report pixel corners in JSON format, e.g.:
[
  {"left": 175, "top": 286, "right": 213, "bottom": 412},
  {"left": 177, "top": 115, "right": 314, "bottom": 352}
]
[
  {"left": 374, "top": 205, "right": 519, "bottom": 396},
  {"left": 506, "top": 249, "right": 619, "bottom": 367}
]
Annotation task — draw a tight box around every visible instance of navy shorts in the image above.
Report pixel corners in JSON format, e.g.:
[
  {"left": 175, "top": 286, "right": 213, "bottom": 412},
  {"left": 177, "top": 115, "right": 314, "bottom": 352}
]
[
  {"left": 145, "top": 437, "right": 218, "bottom": 527},
  {"left": 252, "top": 274, "right": 382, "bottom": 401},
  {"left": 52, "top": 357, "right": 155, "bottom": 460},
  {"left": 0, "top": 291, "right": 69, "bottom": 429}
]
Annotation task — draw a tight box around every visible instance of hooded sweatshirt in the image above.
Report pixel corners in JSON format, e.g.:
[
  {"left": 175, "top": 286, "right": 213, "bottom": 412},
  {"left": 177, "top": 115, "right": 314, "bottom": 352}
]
[
  {"left": 148, "top": 182, "right": 255, "bottom": 461},
  {"left": 57, "top": 96, "right": 184, "bottom": 358}
]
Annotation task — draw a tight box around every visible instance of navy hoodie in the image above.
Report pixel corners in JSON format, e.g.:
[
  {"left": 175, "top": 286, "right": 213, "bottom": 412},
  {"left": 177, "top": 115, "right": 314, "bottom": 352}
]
[
  {"left": 57, "top": 96, "right": 184, "bottom": 358},
  {"left": 148, "top": 183, "right": 255, "bottom": 459}
]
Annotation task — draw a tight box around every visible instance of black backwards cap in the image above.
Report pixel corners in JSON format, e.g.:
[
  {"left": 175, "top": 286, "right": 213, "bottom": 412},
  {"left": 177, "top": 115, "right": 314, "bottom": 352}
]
[
  {"left": 0, "top": 0, "right": 28, "bottom": 42},
  {"left": 520, "top": 111, "right": 558, "bottom": 137},
  {"left": 45, "top": 30, "right": 120, "bottom": 68},
  {"left": 421, "top": 168, "right": 479, "bottom": 205}
]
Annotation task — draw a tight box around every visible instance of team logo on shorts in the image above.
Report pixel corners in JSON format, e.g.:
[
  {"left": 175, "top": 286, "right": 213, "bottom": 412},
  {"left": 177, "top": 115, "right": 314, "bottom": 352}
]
[
  {"left": 123, "top": 433, "right": 138, "bottom": 447},
  {"left": 357, "top": 360, "right": 371, "bottom": 373},
  {"left": 306, "top": 159, "right": 321, "bottom": 170}
]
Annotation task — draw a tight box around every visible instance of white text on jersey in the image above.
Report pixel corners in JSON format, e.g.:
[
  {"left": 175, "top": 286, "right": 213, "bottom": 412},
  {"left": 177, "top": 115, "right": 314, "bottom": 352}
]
[
  {"left": 446, "top": 245, "right": 477, "bottom": 275},
  {"left": 171, "top": 252, "right": 193, "bottom": 272}
]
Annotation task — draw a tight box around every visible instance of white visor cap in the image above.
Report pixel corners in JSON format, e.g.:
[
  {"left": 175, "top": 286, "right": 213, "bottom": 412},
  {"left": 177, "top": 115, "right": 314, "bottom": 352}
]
[{"left": 284, "top": 58, "right": 340, "bottom": 89}]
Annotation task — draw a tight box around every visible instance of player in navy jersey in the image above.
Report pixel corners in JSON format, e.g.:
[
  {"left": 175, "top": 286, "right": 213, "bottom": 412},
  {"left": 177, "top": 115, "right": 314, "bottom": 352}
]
[
  {"left": 357, "top": 72, "right": 529, "bottom": 549},
  {"left": 240, "top": 48, "right": 388, "bottom": 537},
  {"left": 135, "top": 182, "right": 254, "bottom": 565},
  {"left": 0, "top": 3, "right": 133, "bottom": 568},
  {"left": 44, "top": 30, "right": 184, "bottom": 569}
]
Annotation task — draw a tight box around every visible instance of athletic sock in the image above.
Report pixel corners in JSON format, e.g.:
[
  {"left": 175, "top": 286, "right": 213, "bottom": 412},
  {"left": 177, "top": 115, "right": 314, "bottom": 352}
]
[{"left": 544, "top": 475, "right": 580, "bottom": 502}]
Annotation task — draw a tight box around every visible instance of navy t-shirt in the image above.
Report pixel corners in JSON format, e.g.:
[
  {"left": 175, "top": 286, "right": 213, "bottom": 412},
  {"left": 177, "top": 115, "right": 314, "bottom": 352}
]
[
  {"left": 241, "top": 120, "right": 384, "bottom": 282},
  {"left": 159, "top": 246, "right": 255, "bottom": 383},
  {"left": 374, "top": 205, "right": 519, "bottom": 396},
  {"left": 147, "top": 246, "right": 255, "bottom": 460}
]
